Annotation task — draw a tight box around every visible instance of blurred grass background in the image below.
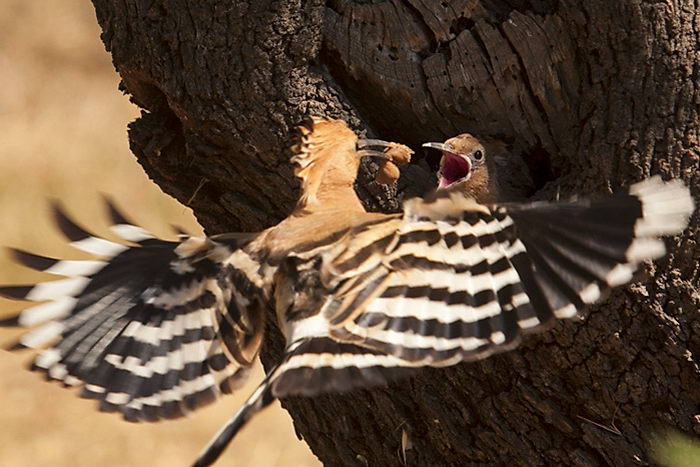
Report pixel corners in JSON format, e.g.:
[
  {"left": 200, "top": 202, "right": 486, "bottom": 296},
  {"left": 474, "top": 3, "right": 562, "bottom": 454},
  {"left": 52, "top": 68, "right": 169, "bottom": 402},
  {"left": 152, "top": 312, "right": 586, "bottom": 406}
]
[{"left": 0, "top": 1, "right": 318, "bottom": 465}]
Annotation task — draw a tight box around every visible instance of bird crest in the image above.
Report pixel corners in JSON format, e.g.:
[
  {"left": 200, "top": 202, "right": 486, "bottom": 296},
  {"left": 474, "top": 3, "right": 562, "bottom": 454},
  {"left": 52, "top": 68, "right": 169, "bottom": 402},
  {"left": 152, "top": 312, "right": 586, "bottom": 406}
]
[{"left": 290, "top": 117, "right": 359, "bottom": 208}]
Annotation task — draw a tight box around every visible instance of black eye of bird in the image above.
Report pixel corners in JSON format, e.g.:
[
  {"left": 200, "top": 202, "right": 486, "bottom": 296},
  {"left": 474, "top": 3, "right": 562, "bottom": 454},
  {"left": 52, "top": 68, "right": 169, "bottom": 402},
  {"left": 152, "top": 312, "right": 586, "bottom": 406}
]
[{"left": 473, "top": 150, "right": 483, "bottom": 161}]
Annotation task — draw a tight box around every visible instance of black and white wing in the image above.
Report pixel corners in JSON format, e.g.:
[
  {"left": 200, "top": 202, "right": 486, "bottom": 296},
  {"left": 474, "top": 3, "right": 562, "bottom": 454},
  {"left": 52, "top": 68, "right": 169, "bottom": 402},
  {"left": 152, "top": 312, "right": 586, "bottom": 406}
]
[
  {"left": 249, "top": 175, "right": 696, "bottom": 402},
  {"left": 193, "top": 176, "right": 693, "bottom": 466},
  {"left": 0, "top": 201, "right": 267, "bottom": 422},
  {"left": 327, "top": 176, "right": 694, "bottom": 366}
]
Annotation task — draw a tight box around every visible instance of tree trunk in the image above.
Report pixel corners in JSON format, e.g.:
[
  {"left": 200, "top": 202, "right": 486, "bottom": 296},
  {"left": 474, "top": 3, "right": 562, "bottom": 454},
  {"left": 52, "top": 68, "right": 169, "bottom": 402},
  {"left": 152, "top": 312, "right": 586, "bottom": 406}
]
[{"left": 90, "top": 1, "right": 699, "bottom": 465}]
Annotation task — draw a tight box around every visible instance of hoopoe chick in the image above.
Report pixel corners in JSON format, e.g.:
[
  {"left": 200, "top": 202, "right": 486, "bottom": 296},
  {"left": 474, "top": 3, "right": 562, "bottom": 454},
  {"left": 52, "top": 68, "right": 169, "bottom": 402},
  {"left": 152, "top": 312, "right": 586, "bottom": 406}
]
[{"left": 423, "top": 133, "right": 500, "bottom": 203}]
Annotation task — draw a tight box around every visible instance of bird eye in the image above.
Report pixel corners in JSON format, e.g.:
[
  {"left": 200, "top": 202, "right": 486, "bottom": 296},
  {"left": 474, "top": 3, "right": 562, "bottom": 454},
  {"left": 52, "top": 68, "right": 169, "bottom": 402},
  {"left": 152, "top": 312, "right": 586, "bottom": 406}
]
[{"left": 473, "top": 150, "right": 483, "bottom": 161}]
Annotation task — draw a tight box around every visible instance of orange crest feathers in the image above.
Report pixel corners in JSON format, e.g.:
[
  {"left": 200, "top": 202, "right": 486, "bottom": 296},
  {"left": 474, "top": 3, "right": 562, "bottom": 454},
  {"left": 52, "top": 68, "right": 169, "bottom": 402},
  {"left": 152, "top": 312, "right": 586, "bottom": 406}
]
[{"left": 290, "top": 117, "right": 359, "bottom": 207}]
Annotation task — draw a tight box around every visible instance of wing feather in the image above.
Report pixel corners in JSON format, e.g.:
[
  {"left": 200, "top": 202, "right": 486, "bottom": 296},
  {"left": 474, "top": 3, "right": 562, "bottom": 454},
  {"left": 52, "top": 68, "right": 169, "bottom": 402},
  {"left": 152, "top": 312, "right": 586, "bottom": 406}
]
[
  {"left": 287, "top": 178, "right": 695, "bottom": 372},
  {"left": 1, "top": 201, "right": 266, "bottom": 422}
]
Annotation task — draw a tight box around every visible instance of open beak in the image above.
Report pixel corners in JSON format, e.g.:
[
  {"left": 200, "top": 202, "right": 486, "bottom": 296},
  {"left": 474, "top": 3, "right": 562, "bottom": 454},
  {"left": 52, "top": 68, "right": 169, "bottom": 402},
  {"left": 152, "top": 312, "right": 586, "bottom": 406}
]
[
  {"left": 422, "top": 142, "right": 472, "bottom": 188},
  {"left": 357, "top": 138, "right": 392, "bottom": 159}
]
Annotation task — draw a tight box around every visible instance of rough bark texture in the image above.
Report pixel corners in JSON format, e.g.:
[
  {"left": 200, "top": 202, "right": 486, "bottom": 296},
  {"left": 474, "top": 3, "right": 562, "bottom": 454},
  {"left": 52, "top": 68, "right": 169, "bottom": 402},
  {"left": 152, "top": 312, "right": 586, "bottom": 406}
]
[{"left": 90, "top": 1, "right": 699, "bottom": 465}]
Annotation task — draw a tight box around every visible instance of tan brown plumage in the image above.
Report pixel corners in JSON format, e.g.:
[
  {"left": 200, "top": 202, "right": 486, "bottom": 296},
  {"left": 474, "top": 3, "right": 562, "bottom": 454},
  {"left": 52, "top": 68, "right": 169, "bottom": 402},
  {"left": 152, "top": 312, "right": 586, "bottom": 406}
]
[
  {"left": 0, "top": 117, "right": 694, "bottom": 467},
  {"left": 424, "top": 134, "right": 536, "bottom": 202},
  {"left": 423, "top": 133, "right": 501, "bottom": 203}
]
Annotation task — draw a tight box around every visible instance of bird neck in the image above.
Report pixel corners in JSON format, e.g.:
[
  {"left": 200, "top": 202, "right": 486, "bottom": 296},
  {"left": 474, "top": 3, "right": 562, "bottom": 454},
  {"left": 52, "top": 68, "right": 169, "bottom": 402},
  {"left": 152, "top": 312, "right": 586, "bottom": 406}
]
[{"left": 451, "top": 165, "right": 500, "bottom": 204}]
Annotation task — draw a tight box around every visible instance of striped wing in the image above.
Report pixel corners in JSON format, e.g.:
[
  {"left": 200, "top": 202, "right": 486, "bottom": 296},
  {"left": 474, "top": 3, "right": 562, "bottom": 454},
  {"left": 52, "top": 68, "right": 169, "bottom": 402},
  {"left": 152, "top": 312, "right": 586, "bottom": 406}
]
[
  {"left": 194, "top": 177, "right": 692, "bottom": 467},
  {"left": 322, "top": 176, "right": 693, "bottom": 366},
  {"left": 0, "top": 201, "right": 266, "bottom": 422}
]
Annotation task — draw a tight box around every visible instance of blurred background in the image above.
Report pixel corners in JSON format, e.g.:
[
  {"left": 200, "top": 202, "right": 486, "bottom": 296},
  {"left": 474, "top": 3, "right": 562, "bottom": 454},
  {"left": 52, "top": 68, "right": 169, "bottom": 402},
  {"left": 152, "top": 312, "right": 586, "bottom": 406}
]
[{"left": 0, "top": 1, "right": 318, "bottom": 465}]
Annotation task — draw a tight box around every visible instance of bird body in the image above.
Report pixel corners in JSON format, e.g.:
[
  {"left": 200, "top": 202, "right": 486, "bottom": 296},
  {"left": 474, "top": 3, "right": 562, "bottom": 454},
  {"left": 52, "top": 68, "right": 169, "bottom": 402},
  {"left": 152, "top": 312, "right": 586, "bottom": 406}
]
[{"left": 0, "top": 117, "right": 694, "bottom": 466}]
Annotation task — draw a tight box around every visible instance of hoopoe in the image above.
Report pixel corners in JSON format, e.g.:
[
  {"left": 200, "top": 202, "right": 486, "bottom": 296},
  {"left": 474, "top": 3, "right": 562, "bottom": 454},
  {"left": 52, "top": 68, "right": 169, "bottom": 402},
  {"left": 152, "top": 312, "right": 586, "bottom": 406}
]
[
  {"left": 0, "top": 117, "right": 694, "bottom": 466},
  {"left": 423, "top": 133, "right": 538, "bottom": 203},
  {"left": 424, "top": 133, "right": 502, "bottom": 203}
]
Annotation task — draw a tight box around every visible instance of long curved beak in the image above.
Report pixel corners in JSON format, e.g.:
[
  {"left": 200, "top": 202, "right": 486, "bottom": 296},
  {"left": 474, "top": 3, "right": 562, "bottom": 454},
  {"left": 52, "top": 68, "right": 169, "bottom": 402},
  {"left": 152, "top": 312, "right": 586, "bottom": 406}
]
[
  {"left": 422, "top": 142, "right": 453, "bottom": 152},
  {"left": 358, "top": 138, "right": 392, "bottom": 149},
  {"left": 357, "top": 138, "right": 392, "bottom": 159}
]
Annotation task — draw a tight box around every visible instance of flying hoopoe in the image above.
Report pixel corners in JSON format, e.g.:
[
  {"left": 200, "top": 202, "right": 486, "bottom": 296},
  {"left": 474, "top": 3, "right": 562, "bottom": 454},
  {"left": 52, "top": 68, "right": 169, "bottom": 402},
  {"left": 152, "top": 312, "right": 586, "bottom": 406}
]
[{"left": 0, "top": 117, "right": 694, "bottom": 466}]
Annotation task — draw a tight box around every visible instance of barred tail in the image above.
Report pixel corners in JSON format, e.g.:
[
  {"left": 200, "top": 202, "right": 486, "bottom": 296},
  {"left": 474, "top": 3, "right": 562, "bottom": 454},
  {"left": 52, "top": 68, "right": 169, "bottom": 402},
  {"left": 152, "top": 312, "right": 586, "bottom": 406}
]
[
  {"left": 192, "top": 364, "right": 279, "bottom": 467},
  {"left": 194, "top": 337, "right": 420, "bottom": 466}
]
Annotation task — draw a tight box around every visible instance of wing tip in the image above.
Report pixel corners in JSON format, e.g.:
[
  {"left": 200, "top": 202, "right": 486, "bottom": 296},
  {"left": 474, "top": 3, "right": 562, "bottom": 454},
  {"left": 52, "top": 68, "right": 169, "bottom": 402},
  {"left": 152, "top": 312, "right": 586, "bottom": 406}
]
[
  {"left": 0, "top": 285, "right": 34, "bottom": 301},
  {"left": 630, "top": 177, "right": 694, "bottom": 237},
  {"left": 7, "top": 248, "right": 58, "bottom": 272},
  {"left": 51, "top": 202, "right": 92, "bottom": 242},
  {"left": 5, "top": 340, "right": 28, "bottom": 351},
  {"left": 101, "top": 194, "right": 130, "bottom": 226},
  {"left": 0, "top": 315, "right": 20, "bottom": 327}
]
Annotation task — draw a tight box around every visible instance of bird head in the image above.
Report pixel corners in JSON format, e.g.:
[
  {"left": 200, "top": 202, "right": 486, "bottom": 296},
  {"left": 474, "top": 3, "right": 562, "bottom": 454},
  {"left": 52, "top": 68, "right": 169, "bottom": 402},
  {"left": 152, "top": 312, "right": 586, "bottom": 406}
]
[
  {"left": 290, "top": 117, "right": 400, "bottom": 209},
  {"left": 423, "top": 134, "right": 486, "bottom": 189},
  {"left": 423, "top": 133, "right": 498, "bottom": 203}
]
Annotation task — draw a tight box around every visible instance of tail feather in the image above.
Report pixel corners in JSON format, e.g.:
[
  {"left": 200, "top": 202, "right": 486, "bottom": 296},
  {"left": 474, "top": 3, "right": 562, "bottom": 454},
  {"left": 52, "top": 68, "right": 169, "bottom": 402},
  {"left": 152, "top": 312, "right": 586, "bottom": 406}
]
[
  {"left": 271, "top": 337, "right": 419, "bottom": 397},
  {"left": 194, "top": 337, "right": 420, "bottom": 466},
  {"left": 192, "top": 366, "right": 278, "bottom": 467}
]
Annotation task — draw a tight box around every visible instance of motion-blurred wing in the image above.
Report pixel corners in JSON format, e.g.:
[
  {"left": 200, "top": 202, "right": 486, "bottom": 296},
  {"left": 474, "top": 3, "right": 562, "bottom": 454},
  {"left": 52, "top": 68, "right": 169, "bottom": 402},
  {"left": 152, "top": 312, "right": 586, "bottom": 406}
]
[
  {"left": 322, "top": 176, "right": 693, "bottom": 367},
  {"left": 0, "top": 201, "right": 266, "bottom": 422}
]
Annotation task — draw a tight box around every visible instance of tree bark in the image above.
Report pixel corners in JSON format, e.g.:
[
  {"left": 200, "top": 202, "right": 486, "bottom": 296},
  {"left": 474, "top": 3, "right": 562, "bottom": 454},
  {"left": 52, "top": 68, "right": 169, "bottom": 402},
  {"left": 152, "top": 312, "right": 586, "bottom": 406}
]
[{"left": 90, "top": 1, "right": 699, "bottom": 465}]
